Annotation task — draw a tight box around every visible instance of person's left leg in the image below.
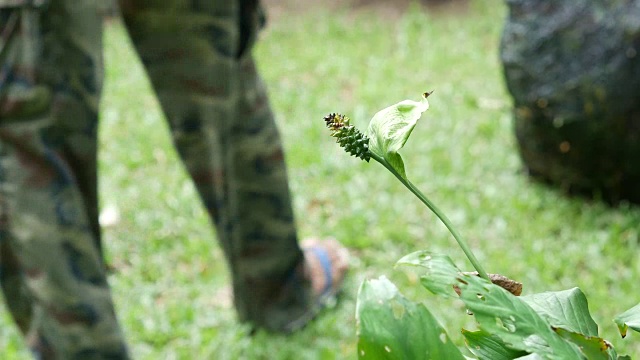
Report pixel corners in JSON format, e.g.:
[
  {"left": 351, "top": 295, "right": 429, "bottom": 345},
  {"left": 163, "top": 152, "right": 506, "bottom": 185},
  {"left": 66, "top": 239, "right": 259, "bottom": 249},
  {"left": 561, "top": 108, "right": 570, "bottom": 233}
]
[{"left": 117, "top": 0, "right": 312, "bottom": 332}]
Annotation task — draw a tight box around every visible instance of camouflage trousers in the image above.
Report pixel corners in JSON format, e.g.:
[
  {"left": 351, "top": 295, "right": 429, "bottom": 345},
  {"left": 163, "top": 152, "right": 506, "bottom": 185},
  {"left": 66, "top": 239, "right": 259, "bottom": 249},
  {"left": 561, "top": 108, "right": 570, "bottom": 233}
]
[{"left": 0, "top": 0, "right": 311, "bottom": 358}]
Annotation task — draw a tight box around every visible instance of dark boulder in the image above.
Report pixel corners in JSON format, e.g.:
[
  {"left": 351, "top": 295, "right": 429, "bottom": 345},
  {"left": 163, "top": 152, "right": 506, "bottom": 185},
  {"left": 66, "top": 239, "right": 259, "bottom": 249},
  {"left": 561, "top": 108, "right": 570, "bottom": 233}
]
[{"left": 500, "top": 0, "right": 640, "bottom": 204}]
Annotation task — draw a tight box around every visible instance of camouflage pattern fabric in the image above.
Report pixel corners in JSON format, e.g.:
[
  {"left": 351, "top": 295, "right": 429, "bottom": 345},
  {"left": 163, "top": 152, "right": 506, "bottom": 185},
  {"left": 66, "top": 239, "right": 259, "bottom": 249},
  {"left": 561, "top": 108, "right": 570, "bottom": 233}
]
[{"left": 0, "top": 0, "right": 311, "bottom": 358}]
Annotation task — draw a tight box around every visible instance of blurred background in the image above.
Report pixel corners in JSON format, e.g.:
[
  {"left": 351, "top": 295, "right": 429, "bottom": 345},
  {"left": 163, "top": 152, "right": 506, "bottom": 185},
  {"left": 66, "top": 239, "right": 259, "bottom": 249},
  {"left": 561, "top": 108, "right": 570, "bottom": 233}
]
[{"left": 2, "top": 0, "right": 639, "bottom": 358}]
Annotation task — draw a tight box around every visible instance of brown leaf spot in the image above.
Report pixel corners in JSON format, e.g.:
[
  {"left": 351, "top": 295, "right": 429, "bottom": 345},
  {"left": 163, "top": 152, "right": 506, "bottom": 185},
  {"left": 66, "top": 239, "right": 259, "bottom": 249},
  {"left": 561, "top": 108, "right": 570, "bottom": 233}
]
[{"left": 454, "top": 272, "right": 523, "bottom": 296}]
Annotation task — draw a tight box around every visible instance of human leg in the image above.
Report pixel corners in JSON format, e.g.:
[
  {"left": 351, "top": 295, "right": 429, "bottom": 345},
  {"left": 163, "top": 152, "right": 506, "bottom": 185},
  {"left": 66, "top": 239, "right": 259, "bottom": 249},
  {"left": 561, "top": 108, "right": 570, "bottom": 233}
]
[
  {"left": 118, "top": 0, "right": 347, "bottom": 332},
  {"left": 118, "top": 0, "right": 309, "bottom": 332},
  {"left": 0, "top": 1, "right": 128, "bottom": 357}
]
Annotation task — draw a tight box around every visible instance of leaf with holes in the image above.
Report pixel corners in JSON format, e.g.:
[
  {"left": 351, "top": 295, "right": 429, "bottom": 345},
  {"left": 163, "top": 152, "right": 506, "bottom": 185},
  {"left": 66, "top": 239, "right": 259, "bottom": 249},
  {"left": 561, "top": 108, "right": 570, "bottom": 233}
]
[
  {"left": 356, "top": 276, "right": 464, "bottom": 360},
  {"left": 396, "top": 251, "right": 461, "bottom": 298},
  {"left": 458, "top": 274, "right": 583, "bottom": 358},
  {"left": 401, "top": 253, "right": 585, "bottom": 358}
]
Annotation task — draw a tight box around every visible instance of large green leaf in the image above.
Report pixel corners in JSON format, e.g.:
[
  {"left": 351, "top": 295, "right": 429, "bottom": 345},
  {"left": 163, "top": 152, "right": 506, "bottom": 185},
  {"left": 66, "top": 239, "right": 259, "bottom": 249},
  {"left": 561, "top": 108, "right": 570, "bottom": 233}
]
[
  {"left": 521, "top": 288, "right": 599, "bottom": 337},
  {"left": 400, "top": 253, "right": 585, "bottom": 359},
  {"left": 614, "top": 303, "right": 640, "bottom": 338},
  {"left": 458, "top": 275, "right": 584, "bottom": 359},
  {"left": 355, "top": 276, "right": 465, "bottom": 360},
  {"left": 366, "top": 96, "right": 429, "bottom": 179},
  {"left": 463, "top": 329, "right": 529, "bottom": 360}
]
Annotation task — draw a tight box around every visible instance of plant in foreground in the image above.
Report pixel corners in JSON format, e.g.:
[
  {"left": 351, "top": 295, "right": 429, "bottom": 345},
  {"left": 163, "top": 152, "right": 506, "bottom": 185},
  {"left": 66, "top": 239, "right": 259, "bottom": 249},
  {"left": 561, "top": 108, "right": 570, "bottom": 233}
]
[{"left": 324, "top": 93, "right": 640, "bottom": 359}]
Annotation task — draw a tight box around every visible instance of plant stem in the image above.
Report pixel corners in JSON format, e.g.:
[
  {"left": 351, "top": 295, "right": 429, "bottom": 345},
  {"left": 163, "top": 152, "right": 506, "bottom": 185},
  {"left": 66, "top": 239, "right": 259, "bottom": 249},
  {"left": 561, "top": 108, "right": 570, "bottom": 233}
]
[{"left": 370, "top": 152, "right": 491, "bottom": 281}]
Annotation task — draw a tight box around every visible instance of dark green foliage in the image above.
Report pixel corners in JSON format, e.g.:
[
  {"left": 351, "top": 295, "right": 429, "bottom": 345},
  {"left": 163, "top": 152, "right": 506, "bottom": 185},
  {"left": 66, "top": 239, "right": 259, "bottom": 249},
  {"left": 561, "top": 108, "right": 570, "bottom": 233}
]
[{"left": 360, "top": 251, "right": 640, "bottom": 359}]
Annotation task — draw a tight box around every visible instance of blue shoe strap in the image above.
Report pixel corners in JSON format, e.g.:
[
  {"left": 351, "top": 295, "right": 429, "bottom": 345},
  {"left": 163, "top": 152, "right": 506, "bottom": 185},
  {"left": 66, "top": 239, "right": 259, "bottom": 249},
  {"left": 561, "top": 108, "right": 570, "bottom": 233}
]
[{"left": 308, "top": 246, "right": 333, "bottom": 296}]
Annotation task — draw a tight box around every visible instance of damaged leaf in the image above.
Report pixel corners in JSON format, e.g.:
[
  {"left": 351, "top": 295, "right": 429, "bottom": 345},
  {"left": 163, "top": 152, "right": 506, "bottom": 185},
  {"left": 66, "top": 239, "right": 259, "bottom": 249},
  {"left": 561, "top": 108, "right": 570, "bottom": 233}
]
[
  {"left": 552, "top": 327, "right": 613, "bottom": 360},
  {"left": 614, "top": 303, "right": 640, "bottom": 338},
  {"left": 398, "top": 253, "right": 585, "bottom": 358},
  {"left": 457, "top": 274, "right": 584, "bottom": 358},
  {"left": 356, "top": 276, "right": 464, "bottom": 360},
  {"left": 396, "top": 251, "right": 462, "bottom": 298},
  {"left": 457, "top": 272, "right": 523, "bottom": 297}
]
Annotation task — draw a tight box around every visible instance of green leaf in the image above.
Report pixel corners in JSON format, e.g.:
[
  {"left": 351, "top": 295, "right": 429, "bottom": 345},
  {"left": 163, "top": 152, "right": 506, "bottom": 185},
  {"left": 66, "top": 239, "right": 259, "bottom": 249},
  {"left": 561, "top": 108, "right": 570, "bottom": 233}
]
[
  {"left": 614, "top": 303, "right": 640, "bottom": 338},
  {"left": 384, "top": 152, "right": 407, "bottom": 180},
  {"left": 458, "top": 276, "right": 584, "bottom": 358},
  {"left": 396, "top": 251, "right": 461, "bottom": 298},
  {"left": 355, "top": 276, "right": 465, "bottom": 360},
  {"left": 521, "top": 288, "right": 599, "bottom": 337},
  {"left": 366, "top": 96, "right": 429, "bottom": 179},
  {"left": 552, "top": 328, "right": 613, "bottom": 360},
  {"left": 463, "top": 329, "right": 529, "bottom": 360},
  {"left": 401, "top": 253, "right": 584, "bottom": 358}
]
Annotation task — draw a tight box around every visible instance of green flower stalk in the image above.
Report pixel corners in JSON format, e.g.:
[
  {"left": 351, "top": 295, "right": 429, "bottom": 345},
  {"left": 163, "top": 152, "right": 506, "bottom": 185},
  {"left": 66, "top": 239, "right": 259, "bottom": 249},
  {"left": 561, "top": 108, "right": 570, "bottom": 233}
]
[
  {"left": 324, "top": 113, "right": 371, "bottom": 162},
  {"left": 324, "top": 93, "right": 490, "bottom": 281}
]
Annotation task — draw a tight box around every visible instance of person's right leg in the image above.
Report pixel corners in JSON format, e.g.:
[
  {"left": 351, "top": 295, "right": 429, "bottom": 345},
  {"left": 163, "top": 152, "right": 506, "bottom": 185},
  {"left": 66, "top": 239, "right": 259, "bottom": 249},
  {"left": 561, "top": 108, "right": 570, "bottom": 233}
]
[{"left": 0, "top": 1, "right": 128, "bottom": 357}]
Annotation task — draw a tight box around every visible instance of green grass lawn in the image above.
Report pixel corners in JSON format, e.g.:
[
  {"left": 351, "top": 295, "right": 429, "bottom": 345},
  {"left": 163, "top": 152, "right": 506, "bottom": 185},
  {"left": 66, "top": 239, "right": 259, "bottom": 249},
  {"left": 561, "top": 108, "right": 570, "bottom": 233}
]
[{"left": 2, "top": 0, "right": 640, "bottom": 358}]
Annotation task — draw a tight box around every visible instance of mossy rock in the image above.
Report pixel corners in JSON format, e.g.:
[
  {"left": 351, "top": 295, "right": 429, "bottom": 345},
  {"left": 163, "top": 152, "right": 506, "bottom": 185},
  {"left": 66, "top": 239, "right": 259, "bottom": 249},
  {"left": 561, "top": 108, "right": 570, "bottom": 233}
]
[{"left": 500, "top": 0, "right": 640, "bottom": 204}]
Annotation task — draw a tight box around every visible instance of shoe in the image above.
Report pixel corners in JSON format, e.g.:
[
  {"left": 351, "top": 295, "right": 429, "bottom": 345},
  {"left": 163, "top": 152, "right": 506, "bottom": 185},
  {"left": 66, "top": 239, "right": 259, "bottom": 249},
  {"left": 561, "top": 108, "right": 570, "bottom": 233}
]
[
  {"left": 303, "top": 237, "right": 350, "bottom": 308},
  {"left": 282, "top": 238, "right": 349, "bottom": 332}
]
